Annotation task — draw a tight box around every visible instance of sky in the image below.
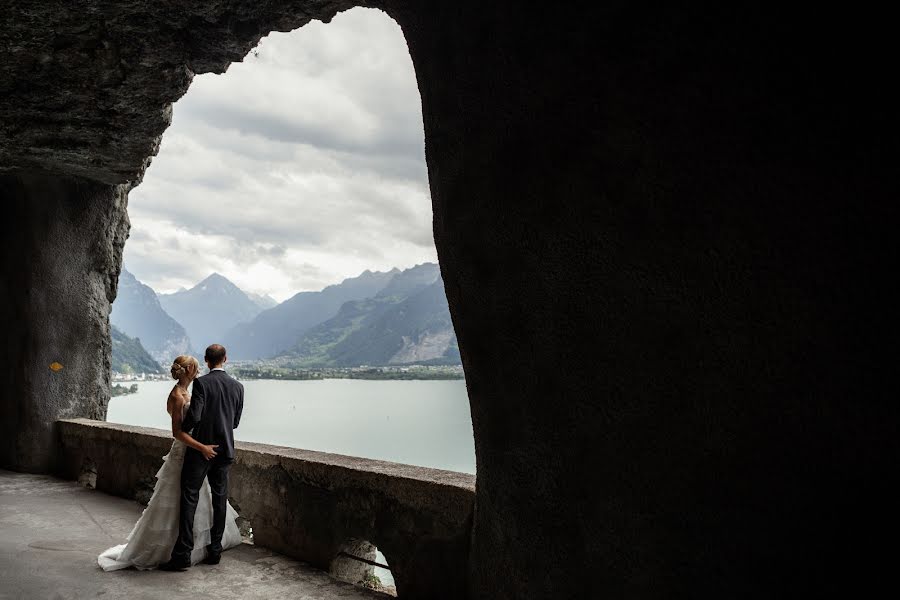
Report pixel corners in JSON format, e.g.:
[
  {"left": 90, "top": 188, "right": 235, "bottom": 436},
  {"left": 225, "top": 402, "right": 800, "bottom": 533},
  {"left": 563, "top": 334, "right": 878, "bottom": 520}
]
[{"left": 123, "top": 8, "right": 435, "bottom": 302}]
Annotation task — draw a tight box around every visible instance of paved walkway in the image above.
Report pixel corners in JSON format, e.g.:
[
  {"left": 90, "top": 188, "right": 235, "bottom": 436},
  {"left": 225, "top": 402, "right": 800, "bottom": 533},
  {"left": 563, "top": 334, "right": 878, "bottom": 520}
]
[{"left": 0, "top": 469, "right": 389, "bottom": 600}]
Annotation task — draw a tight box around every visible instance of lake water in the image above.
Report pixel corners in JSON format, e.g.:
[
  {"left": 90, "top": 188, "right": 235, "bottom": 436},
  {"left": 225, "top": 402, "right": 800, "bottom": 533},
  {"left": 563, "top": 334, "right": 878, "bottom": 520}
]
[{"left": 107, "top": 379, "right": 476, "bottom": 474}]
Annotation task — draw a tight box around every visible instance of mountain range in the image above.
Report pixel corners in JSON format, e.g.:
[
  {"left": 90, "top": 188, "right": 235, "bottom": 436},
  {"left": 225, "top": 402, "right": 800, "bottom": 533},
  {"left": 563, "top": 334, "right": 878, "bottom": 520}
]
[
  {"left": 110, "top": 269, "right": 193, "bottom": 364},
  {"left": 159, "top": 273, "right": 272, "bottom": 353},
  {"left": 110, "top": 263, "right": 459, "bottom": 371},
  {"left": 222, "top": 268, "right": 398, "bottom": 360},
  {"left": 283, "top": 264, "right": 459, "bottom": 366}
]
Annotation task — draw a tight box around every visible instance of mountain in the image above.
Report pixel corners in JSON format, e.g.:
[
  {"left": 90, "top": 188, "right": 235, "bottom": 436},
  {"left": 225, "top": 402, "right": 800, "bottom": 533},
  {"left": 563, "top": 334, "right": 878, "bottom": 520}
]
[
  {"left": 222, "top": 268, "right": 400, "bottom": 360},
  {"left": 110, "top": 269, "right": 194, "bottom": 364},
  {"left": 110, "top": 325, "right": 163, "bottom": 374},
  {"left": 247, "top": 292, "right": 278, "bottom": 311},
  {"left": 158, "top": 273, "right": 265, "bottom": 351},
  {"left": 280, "top": 264, "right": 460, "bottom": 366},
  {"left": 374, "top": 262, "right": 441, "bottom": 298}
]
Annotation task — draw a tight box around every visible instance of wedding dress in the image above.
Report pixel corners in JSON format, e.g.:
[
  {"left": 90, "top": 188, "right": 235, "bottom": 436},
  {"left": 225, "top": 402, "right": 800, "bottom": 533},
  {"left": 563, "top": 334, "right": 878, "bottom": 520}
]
[{"left": 98, "top": 402, "right": 242, "bottom": 571}]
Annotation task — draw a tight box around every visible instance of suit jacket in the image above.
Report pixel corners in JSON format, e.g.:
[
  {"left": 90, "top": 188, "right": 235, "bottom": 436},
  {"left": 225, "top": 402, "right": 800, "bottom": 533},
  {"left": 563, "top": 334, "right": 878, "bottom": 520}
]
[{"left": 182, "top": 369, "right": 243, "bottom": 460}]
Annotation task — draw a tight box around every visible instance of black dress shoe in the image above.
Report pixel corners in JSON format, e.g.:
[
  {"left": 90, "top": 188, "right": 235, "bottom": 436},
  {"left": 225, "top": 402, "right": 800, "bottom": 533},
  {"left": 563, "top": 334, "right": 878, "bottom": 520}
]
[
  {"left": 158, "top": 559, "right": 190, "bottom": 571},
  {"left": 201, "top": 553, "right": 221, "bottom": 565}
]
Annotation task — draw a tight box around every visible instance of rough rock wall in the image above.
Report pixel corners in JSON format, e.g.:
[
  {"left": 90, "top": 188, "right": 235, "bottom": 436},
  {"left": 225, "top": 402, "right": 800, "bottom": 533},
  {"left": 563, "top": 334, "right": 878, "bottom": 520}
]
[
  {"left": 0, "top": 0, "right": 366, "bottom": 185},
  {"left": 394, "top": 2, "right": 895, "bottom": 599},
  {"left": 0, "top": 172, "right": 129, "bottom": 472},
  {"left": 0, "top": 1, "right": 896, "bottom": 598}
]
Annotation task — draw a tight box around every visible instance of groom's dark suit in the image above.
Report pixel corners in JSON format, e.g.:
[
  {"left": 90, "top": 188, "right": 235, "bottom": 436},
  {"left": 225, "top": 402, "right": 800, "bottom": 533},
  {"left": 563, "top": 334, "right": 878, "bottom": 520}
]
[{"left": 169, "top": 368, "right": 243, "bottom": 564}]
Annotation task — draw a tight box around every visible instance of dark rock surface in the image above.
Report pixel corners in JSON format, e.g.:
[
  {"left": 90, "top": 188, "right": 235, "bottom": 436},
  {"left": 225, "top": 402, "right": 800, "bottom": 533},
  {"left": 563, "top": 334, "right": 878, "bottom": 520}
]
[
  {"left": 400, "top": 4, "right": 893, "bottom": 599},
  {"left": 1, "top": 1, "right": 895, "bottom": 599},
  {"left": 0, "top": 172, "right": 129, "bottom": 472},
  {"left": 0, "top": 0, "right": 363, "bottom": 185}
]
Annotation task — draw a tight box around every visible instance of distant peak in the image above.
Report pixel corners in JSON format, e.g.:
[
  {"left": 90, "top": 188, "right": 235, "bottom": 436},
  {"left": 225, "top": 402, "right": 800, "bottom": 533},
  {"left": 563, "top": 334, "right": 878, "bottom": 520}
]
[{"left": 194, "top": 272, "right": 238, "bottom": 289}]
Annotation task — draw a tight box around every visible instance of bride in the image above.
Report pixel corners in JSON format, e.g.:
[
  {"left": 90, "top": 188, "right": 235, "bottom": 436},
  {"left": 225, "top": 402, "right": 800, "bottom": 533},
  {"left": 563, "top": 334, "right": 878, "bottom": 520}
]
[{"left": 98, "top": 355, "right": 243, "bottom": 571}]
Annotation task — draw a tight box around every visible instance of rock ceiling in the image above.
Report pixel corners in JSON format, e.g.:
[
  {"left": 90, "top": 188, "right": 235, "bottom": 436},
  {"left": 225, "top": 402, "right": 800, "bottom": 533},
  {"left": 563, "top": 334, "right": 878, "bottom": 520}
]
[{"left": 0, "top": 0, "right": 372, "bottom": 185}]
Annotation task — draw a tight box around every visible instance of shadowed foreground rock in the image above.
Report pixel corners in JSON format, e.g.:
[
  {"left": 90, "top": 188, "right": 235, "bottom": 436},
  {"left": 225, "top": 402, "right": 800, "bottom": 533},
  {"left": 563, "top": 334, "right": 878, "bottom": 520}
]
[
  {"left": 0, "top": 1, "right": 895, "bottom": 598},
  {"left": 0, "top": 173, "right": 128, "bottom": 473}
]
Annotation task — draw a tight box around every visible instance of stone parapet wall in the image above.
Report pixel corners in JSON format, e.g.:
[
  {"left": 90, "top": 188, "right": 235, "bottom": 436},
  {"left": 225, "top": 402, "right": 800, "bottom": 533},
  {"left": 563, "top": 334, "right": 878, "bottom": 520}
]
[{"left": 57, "top": 418, "right": 474, "bottom": 599}]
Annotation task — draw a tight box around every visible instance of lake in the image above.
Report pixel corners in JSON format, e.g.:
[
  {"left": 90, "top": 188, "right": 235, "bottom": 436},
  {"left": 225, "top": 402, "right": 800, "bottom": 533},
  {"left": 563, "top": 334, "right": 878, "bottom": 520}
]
[{"left": 107, "top": 378, "right": 476, "bottom": 474}]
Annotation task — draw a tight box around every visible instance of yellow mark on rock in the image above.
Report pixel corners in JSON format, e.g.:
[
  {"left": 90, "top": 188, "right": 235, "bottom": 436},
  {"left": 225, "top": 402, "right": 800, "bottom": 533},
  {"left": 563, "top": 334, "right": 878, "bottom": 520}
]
[{"left": 50, "top": 362, "right": 63, "bottom": 372}]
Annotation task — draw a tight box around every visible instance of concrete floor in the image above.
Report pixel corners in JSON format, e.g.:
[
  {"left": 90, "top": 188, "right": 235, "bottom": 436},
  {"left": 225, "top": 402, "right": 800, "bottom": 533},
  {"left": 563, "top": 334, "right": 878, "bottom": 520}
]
[{"left": 0, "top": 469, "right": 390, "bottom": 600}]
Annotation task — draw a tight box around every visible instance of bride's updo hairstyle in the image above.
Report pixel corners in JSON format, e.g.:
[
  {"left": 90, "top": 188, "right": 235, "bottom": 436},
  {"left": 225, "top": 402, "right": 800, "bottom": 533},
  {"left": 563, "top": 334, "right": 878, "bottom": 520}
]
[{"left": 170, "top": 355, "right": 199, "bottom": 381}]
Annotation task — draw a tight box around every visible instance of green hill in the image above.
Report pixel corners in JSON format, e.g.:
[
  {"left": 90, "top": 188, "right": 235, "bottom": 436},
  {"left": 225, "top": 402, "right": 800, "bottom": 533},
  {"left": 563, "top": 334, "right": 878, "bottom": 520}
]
[{"left": 111, "top": 325, "right": 163, "bottom": 374}]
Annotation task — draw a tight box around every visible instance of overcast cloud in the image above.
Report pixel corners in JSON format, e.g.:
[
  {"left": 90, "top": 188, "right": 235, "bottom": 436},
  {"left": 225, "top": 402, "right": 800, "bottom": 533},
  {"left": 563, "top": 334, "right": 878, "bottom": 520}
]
[{"left": 123, "top": 8, "right": 435, "bottom": 301}]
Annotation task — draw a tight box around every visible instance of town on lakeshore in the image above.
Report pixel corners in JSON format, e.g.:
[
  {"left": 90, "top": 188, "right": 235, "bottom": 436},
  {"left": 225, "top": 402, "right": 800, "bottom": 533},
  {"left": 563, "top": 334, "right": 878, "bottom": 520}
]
[{"left": 112, "top": 362, "right": 465, "bottom": 384}]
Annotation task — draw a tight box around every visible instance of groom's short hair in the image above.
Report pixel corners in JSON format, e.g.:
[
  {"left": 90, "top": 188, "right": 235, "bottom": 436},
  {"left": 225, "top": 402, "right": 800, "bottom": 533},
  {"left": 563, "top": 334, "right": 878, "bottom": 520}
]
[{"left": 205, "top": 344, "right": 227, "bottom": 366}]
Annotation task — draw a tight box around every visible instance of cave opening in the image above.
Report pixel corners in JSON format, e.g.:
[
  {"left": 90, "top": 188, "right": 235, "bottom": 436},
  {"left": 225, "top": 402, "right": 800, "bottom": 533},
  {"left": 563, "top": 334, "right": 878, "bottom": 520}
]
[{"left": 105, "top": 7, "right": 475, "bottom": 475}]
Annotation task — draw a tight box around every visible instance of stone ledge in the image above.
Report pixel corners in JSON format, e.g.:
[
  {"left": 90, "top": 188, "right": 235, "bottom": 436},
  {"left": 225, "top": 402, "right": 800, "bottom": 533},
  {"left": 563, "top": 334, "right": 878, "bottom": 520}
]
[
  {"left": 56, "top": 418, "right": 474, "bottom": 599},
  {"left": 59, "top": 418, "right": 475, "bottom": 490}
]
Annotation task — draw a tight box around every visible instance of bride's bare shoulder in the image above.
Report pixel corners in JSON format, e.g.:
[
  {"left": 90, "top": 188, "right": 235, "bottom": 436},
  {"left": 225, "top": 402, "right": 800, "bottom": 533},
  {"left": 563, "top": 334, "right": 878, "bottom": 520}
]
[{"left": 166, "top": 386, "right": 185, "bottom": 415}]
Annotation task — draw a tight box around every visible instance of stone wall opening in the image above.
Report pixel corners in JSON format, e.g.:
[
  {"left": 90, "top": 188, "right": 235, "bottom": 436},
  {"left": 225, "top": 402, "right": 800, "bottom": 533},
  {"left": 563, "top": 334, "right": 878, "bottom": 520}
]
[
  {"left": 330, "top": 538, "right": 396, "bottom": 596},
  {"left": 117, "top": 5, "right": 441, "bottom": 351},
  {"left": 77, "top": 457, "right": 97, "bottom": 490},
  {"left": 106, "top": 5, "right": 472, "bottom": 475},
  {"left": 227, "top": 496, "right": 255, "bottom": 543}
]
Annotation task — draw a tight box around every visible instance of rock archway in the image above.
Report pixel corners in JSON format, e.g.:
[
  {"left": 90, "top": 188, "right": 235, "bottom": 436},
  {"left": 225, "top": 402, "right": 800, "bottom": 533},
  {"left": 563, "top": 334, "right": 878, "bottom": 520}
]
[{"left": 1, "top": 2, "right": 894, "bottom": 598}]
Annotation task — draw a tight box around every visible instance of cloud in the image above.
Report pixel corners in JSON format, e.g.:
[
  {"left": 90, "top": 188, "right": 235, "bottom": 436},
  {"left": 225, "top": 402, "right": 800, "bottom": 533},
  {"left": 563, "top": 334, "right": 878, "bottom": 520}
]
[{"left": 123, "top": 7, "right": 435, "bottom": 302}]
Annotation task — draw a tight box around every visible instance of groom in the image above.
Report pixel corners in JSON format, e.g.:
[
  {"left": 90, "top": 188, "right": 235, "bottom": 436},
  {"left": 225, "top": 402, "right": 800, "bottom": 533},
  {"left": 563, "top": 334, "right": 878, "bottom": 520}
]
[{"left": 160, "top": 344, "right": 244, "bottom": 571}]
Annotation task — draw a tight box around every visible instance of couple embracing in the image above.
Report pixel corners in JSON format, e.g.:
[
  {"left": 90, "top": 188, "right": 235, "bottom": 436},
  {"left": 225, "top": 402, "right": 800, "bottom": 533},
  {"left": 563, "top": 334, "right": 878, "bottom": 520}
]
[{"left": 99, "top": 344, "right": 244, "bottom": 571}]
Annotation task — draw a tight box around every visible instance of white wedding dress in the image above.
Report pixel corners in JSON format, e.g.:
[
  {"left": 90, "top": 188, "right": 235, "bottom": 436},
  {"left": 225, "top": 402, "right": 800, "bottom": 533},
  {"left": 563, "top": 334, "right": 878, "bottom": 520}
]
[{"left": 98, "top": 402, "right": 243, "bottom": 571}]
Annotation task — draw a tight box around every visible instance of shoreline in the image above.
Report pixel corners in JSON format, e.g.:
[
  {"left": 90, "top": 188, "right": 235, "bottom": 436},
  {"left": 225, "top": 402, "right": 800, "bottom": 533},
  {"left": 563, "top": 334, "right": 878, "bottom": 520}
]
[{"left": 112, "top": 373, "right": 466, "bottom": 383}]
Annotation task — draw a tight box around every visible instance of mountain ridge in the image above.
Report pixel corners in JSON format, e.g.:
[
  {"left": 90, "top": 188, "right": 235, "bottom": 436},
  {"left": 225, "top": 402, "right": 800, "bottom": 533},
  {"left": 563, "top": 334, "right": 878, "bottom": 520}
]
[
  {"left": 158, "top": 272, "right": 266, "bottom": 351},
  {"left": 110, "top": 269, "right": 193, "bottom": 364},
  {"left": 222, "top": 268, "right": 399, "bottom": 360},
  {"left": 280, "top": 264, "right": 458, "bottom": 367},
  {"left": 112, "top": 264, "right": 459, "bottom": 367}
]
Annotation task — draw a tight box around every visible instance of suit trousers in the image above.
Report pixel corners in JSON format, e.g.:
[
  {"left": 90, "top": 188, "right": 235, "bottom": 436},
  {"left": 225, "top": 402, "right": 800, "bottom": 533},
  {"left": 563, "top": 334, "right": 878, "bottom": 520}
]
[{"left": 171, "top": 448, "right": 231, "bottom": 562}]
